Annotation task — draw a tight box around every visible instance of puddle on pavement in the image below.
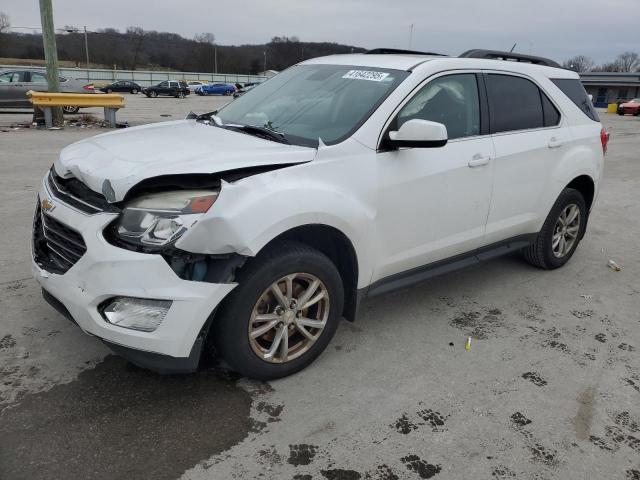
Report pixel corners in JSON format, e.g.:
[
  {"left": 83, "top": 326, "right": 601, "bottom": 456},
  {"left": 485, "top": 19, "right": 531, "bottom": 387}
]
[{"left": 0, "top": 355, "right": 253, "bottom": 480}]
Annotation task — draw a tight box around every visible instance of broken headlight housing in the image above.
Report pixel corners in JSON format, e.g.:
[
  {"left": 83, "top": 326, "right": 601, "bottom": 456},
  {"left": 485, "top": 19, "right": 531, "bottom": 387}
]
[{"left": 115, "top": 190, "right": 218, "bottom": 248}]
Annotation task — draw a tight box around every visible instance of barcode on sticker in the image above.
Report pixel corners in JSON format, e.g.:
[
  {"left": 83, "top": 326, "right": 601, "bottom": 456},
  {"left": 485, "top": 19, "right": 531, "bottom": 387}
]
[{"left": 342, "top": 70, "right": 390, "bottom": 82}]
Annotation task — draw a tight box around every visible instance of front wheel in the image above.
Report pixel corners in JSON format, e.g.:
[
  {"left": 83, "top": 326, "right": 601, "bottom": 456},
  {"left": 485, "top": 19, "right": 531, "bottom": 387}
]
[
  {"left": 523, "top": 188, "right": 587, "bottom": 269},
  {"left": 62, "top": 106, "right": 79, "bottom": 114},
  {"left": 211, "top": 242, "right": 344, "bottom": 380},
  {"left": 149, "top": 90, "right": 158, "bottom": 98}
]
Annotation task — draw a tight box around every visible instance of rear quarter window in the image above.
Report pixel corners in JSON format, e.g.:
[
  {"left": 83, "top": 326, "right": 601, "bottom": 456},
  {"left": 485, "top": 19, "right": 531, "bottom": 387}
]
[{"left": 551, "top": 79, "right": 600, "bottom": 122}]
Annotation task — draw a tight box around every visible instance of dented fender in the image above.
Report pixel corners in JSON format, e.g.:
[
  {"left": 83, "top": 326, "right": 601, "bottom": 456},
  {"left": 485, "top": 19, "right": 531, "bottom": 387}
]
[{"left": 175, "top": 139, "right": 378, "bottom": 288}]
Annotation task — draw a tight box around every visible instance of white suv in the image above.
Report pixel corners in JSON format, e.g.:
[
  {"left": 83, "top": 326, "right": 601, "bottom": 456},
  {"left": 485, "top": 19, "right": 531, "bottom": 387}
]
[{"left": 32, "top": 49, "right": 607, "bottom": 379}]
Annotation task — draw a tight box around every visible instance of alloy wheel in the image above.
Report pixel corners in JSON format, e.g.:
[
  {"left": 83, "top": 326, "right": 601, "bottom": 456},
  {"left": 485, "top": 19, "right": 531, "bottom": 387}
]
[
  {"left": 552, "top": 203, "right": 581, "bottom": 258},
  {"left": 248, "top": 273, "right": 330, "bottom": 363}
]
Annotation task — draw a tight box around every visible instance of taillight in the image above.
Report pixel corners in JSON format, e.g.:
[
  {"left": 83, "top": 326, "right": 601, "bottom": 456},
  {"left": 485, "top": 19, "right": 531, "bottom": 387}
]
[
  {"left": 600, "top": 127, "right": 609, "bottom": 155},
  {"left": 83, "top": 84, "right": 94, "bottom": 91}
]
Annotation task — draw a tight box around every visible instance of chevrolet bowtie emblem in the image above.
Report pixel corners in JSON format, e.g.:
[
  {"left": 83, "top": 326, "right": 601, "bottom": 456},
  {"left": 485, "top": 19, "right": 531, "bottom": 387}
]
[{"left": 41, "top": 198, "right": 56, "bottom": 212}]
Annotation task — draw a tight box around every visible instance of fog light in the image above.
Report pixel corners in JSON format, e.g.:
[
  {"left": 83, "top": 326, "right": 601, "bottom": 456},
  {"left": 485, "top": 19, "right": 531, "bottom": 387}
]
[{"left": 101, "top": 297, "right": 172, "bottom": 332}]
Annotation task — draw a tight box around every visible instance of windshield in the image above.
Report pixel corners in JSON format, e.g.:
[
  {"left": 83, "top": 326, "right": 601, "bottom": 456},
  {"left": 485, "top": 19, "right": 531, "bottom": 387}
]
[
  {"left": 631, "top": 98, "right": 640, "bottom": 103},
  {"left": 217, "top": 64, "right": 409, "bottom": 147}
]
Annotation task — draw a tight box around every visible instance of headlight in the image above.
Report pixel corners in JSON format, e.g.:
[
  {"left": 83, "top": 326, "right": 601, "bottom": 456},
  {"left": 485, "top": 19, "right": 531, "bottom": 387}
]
[{"left": 116, "top": 190, "right": 218, "bottom": 248}]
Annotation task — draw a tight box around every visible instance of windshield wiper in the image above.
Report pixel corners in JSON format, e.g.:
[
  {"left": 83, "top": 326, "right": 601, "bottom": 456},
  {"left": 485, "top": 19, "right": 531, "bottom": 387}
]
[{"left": 223, "top": 124, "right": 290, "bottom": 144}]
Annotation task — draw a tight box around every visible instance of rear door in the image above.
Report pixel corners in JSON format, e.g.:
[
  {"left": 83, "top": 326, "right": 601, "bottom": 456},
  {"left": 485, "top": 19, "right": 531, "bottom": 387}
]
[{"left": 483, "top": 72, "right": 563, "bottom": 244}]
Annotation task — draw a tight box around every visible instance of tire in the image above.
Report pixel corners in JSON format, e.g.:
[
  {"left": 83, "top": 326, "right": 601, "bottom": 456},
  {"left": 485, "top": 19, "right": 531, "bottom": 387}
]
[
  {"left": 177, "top": 92, "right": 185, "bottom": 98},
  {"left": 634, "top": 110, "right": 640, "bottom": 117},
  {"left": 62, "top": 106, "right": 79, "bottom": 114},
  {"left": 106, "top": 88, "right": 112, "bottom": 93},
  {"left": 522, "top": 188, "right": 587, "bottom": 270},
  {"left": 131, "top": 88, "right": 138, "bottom": 94},
  {"left": 149, "top": 90, "right": 158, "bottom": 98},
  {"left": 211, "top": 241, "right": 344, "bottom": 380}
]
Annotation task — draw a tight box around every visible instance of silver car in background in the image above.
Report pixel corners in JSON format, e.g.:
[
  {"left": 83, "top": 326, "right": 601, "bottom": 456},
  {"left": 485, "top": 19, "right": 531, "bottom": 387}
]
[{"left": 0, "top": 69, "right": 95, "bottom": 113}]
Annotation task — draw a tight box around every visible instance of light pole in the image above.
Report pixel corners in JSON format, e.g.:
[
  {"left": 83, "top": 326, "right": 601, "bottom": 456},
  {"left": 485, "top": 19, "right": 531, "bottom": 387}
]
[
  {"left": 63, "top": 26, "right": 91, "bottom": 82},
  {"left": 83, "top": 26, "right": 90, "bottom": 81},
  {"left": 263, "top": 50, "right": 266, "bottom": 74}
]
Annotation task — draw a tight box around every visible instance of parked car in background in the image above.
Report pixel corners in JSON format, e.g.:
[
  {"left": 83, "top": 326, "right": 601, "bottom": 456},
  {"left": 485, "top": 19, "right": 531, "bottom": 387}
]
[
  {"left": 142, "top": 81, "right": 190, "bottom": 98},
  {"left": 100, "top": 81, "right": 142, "bottom": 94},
  {"left": 33, "top": 49, "right": 606, "bottom": 380},
  {"left": 195, "top": 83, "right": 236, "bottom": 96},
  {"left": 617, "top": 98, "right": 640, "bottom": 116},
  {"left": 233, "top": 84, "right": 256, "bottom": 98},
  {"left": 186, "top": 81, "right": 207, "bottom": 92},
  {"left": 0, "top": 69, "right": 94, "bottom": 113}
]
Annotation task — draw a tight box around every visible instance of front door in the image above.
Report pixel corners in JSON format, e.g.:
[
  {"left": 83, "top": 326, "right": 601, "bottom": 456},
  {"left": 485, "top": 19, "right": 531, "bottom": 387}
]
[
  {"left": 0, "top": 71, "right": 29, "bottom": 107},
  {"left": 373, "top": 72, "right": 495, "bottom": 282}
]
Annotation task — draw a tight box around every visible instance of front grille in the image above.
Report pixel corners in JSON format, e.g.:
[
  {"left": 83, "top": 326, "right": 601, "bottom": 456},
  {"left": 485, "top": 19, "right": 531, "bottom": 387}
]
[
  {"left": 33, "top": 201, "right": 87, "bottom": 274},
  {"left": 47, "top": 169, "right": 118, "bottom": 214}
]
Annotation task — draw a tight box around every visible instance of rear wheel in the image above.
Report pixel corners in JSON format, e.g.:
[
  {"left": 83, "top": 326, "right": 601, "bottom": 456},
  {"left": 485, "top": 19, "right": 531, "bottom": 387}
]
[
  {"left": 62, "top": 106, "right": 79, "bottom": 114},
  {"left": 106, "top": 88, "right": 112, "bottom": 93},
  {"left": 211, "top": 242, "right": 344, "bottom": 380},
  {"left": 131, "top": 88, "right": 138, "bottom": 94},
  {"left": 523, "top": 188, "right": 587, "bottom": 269}
]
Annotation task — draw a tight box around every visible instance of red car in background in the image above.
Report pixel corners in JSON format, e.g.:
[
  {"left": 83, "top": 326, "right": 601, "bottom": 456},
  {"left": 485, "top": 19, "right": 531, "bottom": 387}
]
[{"left": 617, "top": 98, "right": 640, "bottom": 116}]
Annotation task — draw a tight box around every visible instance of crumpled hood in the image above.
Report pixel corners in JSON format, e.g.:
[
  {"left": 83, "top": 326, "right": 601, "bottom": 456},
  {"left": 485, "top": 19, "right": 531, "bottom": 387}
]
[{"left": 54, "top": 119, "right": 316, "bottom": 202}]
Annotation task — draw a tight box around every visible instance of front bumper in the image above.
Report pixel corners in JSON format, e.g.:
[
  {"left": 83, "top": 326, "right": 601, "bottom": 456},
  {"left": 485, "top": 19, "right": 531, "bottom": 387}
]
[{"left": 32, "top": 176, "right": 237, "bottom": 370}]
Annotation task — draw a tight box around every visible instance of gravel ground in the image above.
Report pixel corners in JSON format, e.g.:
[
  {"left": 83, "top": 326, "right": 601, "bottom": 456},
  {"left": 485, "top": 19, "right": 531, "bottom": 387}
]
[{"left": 0, "top": 102, "right": 638, "bottom": 480}]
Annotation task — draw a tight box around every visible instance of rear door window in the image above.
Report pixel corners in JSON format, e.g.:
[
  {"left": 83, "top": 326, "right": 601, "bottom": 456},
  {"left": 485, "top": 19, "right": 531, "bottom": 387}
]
[
  {"left": 486, "top": 74, "right": 546, "bottom": 133},
  {"left": 550, "top": 78, "right": 600, "bottom": 121}
]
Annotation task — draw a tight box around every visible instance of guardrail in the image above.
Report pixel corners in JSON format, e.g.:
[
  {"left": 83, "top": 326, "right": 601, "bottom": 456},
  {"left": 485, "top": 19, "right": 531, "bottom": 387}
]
[
  {"left": 27, "top": 90, "right": 125, "bottom": 128},
  {"left": 0, "top": 65, "right": 267, "bottom": 87}
]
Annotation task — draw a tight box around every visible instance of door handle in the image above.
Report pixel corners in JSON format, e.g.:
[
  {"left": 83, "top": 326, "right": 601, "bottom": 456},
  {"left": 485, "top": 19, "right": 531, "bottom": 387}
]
[
  {"left": 548, "top": 137, "right": 563, "bottom": 149},
  {"left": 468, "top": 154, "right": 491, "bottom": 168}
]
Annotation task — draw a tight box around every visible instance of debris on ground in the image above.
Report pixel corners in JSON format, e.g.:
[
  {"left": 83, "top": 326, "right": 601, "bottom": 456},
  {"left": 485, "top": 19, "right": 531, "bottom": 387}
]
[
  {"left": 465, "top": 337, "right": 472, "bottom": 351},
  {"left": 580, "top": 294, "right": 593, "bottom": 300},
  {"left": 607, "top": 259, "right": 622, "bottom": 272}
]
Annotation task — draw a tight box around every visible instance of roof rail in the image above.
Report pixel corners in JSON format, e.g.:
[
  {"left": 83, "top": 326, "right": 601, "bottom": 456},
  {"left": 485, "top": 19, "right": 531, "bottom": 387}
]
[
  {"left": 459, "top": 49, "right": 561, "bottom": 68},
  {"left": 366, "top": 48, "right": 445, "bottom": 57}
]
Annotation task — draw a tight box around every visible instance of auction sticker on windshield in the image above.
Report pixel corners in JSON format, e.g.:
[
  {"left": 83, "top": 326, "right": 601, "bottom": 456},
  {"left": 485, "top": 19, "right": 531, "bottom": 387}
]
[{"left": 342, "top": 70, "right": 390, "bottom": 82}]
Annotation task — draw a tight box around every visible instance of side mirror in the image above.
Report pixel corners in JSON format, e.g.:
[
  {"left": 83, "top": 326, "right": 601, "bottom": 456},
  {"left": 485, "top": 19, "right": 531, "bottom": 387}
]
[{"left": 388, "top": 119, "right": 448, "bottom": 148}]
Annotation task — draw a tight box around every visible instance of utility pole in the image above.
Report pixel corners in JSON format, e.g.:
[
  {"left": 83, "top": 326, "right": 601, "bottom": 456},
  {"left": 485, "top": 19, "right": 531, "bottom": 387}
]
[
  {"left": 409, "top": 24, "right": 414, "bottom": 49},
  {"left": 263, "top": 51, "right": 267, "bottom": 74},
  {"left": 83, "top": 25, "right": 90, "bottom": 81},
  {"left": 214, "top": 45, "right": 218, "bottom": 74},
  {"left": 39, "top": 0, "right": 63, "bottom": 126}
]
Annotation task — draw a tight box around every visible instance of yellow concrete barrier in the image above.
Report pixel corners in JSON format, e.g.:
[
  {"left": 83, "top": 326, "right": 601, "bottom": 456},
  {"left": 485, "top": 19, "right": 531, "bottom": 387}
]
[
  {"left": 26, "top": 90, "right": 125, "bottom": 108},
  {"left": 607, "top": 103, "right": 618, "bottom": 113}
]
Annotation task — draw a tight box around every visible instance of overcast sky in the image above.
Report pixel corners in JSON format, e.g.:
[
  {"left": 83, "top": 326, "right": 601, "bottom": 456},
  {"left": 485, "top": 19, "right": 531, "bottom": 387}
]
[{"left": 3, "top": 0, "right": 638, "bottom": 65}]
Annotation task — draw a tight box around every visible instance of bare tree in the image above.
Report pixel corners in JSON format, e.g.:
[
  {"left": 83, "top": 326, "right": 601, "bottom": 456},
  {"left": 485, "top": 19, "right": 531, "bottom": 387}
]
[
  {"left": 194, "top": 32, "right": 215, "bottom": 44},
  {"left": 126, "top": 26, "right": 146, "bottom": 70},
  {"left": 0, "top": 11, "right": 10, "bottom": 33},
  {"left": 562, "top": 55, "right": 594, "bottom": 73},
  {"left": 614, "top": 51, "right": 640, "bottom": 72}
]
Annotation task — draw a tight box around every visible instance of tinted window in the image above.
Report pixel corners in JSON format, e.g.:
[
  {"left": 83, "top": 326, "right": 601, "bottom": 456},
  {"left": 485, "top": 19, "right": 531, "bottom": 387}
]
[
  {"left": 486, "top": 74, "right": 545, "bottom": 133},
  {"left": 541, "top": 92, "right": 560, "bottom": 127},
  {"left": 397, "top": 73, "right": 480, "bottom": 139},
  {"left": 158, "top": 81, "right": 168, "bottom": 87},
  {"left": 551, "top": 79, "right": 599, "bottom": 121}
]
